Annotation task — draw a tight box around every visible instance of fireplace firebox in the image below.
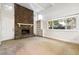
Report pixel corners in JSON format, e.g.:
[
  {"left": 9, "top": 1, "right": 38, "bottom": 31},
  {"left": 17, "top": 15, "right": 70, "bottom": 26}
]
[{"left": 21, "top": 28, "right": 30, "bottom": 35}]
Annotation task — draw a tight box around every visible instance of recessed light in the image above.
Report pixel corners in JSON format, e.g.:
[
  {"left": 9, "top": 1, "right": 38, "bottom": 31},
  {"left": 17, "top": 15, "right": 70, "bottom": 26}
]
[{"left": 38, "top": 14, "right": 43, "bottom": 20}]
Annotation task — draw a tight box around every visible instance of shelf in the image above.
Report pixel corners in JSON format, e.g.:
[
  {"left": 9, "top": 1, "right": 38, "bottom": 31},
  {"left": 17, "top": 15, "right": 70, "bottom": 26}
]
[{"left": 17, "top": 23, "right": 33, "bottom": 27}]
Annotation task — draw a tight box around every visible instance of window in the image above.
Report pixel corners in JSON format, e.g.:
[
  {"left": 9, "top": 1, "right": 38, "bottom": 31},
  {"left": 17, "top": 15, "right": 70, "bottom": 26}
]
[
  {"left": 66, "top": 17, "right": 76, "bottom": 29},
  {"left": 48, "top": 17, "right": 76, "bottom": 29},
  {"left": 48, "top": 20, "right": 53, "bottom": 29}
]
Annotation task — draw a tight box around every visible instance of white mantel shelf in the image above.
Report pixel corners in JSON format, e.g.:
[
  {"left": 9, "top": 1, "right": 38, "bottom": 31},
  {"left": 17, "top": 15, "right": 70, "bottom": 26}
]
[{"left": 17, "top": 23, "right": 33, "bottom": 27}]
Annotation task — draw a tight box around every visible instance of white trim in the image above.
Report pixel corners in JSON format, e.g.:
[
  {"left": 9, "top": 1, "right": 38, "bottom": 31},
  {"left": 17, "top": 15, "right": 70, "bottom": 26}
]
[
  {"left": 43, "top": 36, "right": 79, "bottom": 44},
  {"left": 0, "top": 41, "right": 2, "bottom": 45}
]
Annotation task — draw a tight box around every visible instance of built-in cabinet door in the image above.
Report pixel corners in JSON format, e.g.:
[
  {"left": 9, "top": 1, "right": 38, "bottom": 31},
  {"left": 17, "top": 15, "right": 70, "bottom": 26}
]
[{"left": 36, "top": 20, "right": 43, "bottom": 36}]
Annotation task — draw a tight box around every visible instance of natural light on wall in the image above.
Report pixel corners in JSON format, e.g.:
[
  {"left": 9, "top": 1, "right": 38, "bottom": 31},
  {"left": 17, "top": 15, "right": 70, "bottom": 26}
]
[{"left": 4, "top": 5, "right": 13, "bottom": 10}]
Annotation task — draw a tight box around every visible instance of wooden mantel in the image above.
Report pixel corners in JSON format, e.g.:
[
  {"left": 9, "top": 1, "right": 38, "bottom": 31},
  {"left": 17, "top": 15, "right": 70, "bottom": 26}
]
[{"left": 17, "top": 23, "right": 33, "bottom": 27}]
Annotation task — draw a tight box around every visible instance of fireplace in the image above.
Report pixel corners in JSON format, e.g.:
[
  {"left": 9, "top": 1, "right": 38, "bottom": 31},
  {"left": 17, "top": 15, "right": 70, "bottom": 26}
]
[
  {"left": 15, "top": 4, "right": 33, "bottom": 39},
  {"left": 15, "top": 23, "right": 33, "bottom": 39},
  {"left": 22, "top": 28, "right": 30, "bottom": 35}
]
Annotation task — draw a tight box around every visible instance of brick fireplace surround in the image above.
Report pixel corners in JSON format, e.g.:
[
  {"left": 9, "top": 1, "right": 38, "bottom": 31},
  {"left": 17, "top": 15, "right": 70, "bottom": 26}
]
[{"left": 14, "top": 4, "right": 34, "bottom": 39}]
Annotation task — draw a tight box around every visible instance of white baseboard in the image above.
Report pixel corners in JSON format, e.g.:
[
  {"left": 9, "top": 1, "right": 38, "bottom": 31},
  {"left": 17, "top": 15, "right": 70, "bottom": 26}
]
[{"left": 42, "top": 36, "right": 79, "bottom": 44}]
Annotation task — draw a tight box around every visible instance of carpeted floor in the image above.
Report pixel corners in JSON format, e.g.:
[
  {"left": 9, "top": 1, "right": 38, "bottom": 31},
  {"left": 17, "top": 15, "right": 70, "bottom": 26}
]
[{"left": 0, "top": 37, "right": 79, "bottom": 55}]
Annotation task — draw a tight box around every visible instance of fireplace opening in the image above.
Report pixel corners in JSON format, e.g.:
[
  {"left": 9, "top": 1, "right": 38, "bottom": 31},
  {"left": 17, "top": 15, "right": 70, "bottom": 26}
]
[{"left": 21, "top": 28, "right": 30, "bottom": 35}]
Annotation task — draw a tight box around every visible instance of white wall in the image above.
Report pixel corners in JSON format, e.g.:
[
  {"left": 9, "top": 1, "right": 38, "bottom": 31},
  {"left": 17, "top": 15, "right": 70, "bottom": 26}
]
[
  {"left": 37, "top": 3, "right": 79, "bottom": 44},
  {"left": 33, "top": 12, "right": 38, "bottom": 35},
  {"left": 0, "top": 4, "right": 2, "bottom": 44},
  {"left": 1, "top": 3, "right": 15, "bottom": 41}
]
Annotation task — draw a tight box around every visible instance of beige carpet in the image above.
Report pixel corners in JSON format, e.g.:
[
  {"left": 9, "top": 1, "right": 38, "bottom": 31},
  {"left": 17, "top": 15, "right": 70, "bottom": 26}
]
[{"left": 0, "top": 37, "right": 79, "bottom": 55}]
